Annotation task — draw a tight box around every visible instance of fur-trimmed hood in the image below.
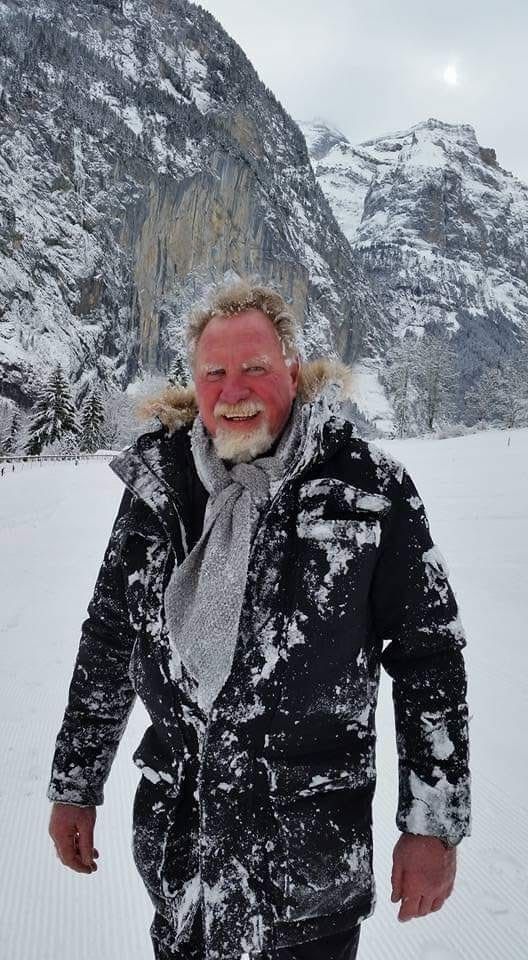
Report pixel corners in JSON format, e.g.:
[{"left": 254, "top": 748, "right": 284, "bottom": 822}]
[{"left": 136, "top": 357, "right": 355, "bottom": 436}]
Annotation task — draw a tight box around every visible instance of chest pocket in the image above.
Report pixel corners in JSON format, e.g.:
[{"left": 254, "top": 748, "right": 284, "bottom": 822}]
[
  {"left": 297, "top": 477, "right": 391, "bottom": 526},
  {"left": 293, "top": 478, "right": 391, "bottom": 622}
]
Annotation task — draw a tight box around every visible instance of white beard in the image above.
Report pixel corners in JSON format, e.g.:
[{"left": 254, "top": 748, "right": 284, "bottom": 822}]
[{"left": 212, "top": 417, "right": 277, "bottom": 463}]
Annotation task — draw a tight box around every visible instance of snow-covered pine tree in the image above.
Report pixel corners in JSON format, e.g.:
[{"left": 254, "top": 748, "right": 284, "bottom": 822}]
[
  {"left": 381, "top": 337, "right": 421, "bottom": 438},
  {"left": 0, "top": 400, "right": 14, "bottom": 454},
  {"left": 25, "top": 364, "right": 80, "bottom": 455},
  {"left": 46, "top": 431, "right": 82, "bottom": 457},
  {"left": 9, "top": 408, "right": 22, "bottom": 453},
  {"left": 0, "top": 427, "right": 9, "bottom": 456},
  {"left": 79, "top": 386, "right": 106, "bottom": 453},
  {"left": 167, "top": 351, "right": 190, "bottom": 387}
]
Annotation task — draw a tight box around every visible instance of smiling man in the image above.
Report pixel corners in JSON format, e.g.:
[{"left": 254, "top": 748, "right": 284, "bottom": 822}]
[
  {"left": 47, "top": 277, "right": 471, "bottom": 960},
  {"left": 193, "top": 307, "right": 299, "bottom": 464}
]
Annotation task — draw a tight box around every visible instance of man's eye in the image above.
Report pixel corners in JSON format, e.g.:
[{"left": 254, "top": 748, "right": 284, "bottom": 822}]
[
  {"left": 207, "top": 370, "right": 224, "bottom": 378},
  {"left": 246, "top": 366, "right": 265, "bottom": 373}
]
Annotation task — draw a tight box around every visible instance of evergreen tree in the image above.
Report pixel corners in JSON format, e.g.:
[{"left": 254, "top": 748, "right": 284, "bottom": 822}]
[
  {"left": 46, "top": 431, "right": 82, "bottom": 457},
  {"left": 25, "top": 365, "right": 79, "bottom": 455},
  {"left": 167, "top": 351, "right": 190, "bottom": 387},
  {"left": 0, "top": 401, "right": 14, "bottom": 454},
  {"left": 79, "top": 387, "right": 106, "bottom": 453},
  {"left": 9, "top": 408, "right": 21, "bottom": 453},
  {"left": 1, "top": 407, "right": 22, "bottom": 454}
]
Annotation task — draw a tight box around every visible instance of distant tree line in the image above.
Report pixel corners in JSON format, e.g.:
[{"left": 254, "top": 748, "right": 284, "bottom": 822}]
[
  {"left": 381, "top": 333, "right": 528, "bottom": 438},
  {"left": 1, "top": 339, "right": 526, "bottom": 457},
  {"left": 0, "top": 356, "right": 191, "bottom": 458}
]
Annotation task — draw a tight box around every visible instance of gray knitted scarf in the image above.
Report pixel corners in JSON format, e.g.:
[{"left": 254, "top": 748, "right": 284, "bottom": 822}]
[{"left": 163, "top": 395, "right": 309, "bottom": 716}]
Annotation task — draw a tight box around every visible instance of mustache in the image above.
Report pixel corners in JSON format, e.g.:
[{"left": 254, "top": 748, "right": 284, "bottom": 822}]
[{"left": 214, "top": 401, "right": 265, "bottom": 418}]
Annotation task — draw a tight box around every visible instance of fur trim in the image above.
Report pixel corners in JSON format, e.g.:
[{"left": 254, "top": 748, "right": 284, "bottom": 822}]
[{"left": 135, "top": 357, "right": 354, "bottom": 435}]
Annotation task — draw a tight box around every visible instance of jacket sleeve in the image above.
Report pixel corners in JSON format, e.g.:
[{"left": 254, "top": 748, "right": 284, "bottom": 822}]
[
  {"left": 47, "top": 488, "right": 137, "bottom": 806},
  {"left": 370, "top": 463, "right": 471, "bottom": 844}
]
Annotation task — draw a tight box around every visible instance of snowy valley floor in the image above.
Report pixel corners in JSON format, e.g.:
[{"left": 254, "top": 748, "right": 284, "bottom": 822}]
[{"left": 1, "top": 427, "right": 527, "bottom": 960}]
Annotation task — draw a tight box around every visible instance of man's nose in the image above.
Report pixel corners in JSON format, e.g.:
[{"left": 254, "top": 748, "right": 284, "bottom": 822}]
[{"left": 218, "top": 376, "right": 251, "bottom": 405}]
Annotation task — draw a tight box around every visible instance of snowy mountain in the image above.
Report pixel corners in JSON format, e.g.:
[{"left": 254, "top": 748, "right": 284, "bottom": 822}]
[
  {"left": 0, "top": 0, "right": 387, "bottom": 412},
  {"left": 301, "top": 117, "right": 528, "bottom": 402}
]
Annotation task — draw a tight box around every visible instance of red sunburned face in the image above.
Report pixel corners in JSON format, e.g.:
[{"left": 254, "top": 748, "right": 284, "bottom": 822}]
[{"left": 193, "top": 309, "right": 299, "bottom": 457}]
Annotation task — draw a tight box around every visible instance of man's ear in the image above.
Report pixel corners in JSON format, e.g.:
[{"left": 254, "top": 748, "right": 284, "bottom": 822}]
[{"left": 288, "top": 356, "right": 301, "bottom": 394}]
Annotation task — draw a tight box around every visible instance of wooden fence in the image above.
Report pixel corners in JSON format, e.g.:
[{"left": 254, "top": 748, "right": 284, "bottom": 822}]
[{"left": 0, "top": 452, "right": 118, "bottom": 478}]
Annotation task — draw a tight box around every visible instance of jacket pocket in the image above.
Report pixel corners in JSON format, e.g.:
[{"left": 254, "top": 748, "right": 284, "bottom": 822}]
[
  {"left": 266, "top": 760, "right": 374, "bottom": 922},
  {"left": 132, "top": 744, "right": 192, "bottom": 910},
  {"left": 261, "top": 750, "right": 375, "bottom": 923},
  {"left": 291, "top": 485, "right": 388, "bottom": 649},
  {"left": 297, "top": 478, "right": 391, "bottom": 521},
  {"left": 295, "top": 479, "right": 391, "bottom": 558}
]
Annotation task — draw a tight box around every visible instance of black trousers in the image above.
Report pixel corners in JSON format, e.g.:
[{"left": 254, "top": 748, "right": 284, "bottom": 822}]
[{"left": 151, "top": 906, "right": 361, "bottom": 960}]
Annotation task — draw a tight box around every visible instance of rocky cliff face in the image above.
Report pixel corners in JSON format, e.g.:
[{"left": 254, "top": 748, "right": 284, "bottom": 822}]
[
  {"left": 302, "top": 117, "right": 528, "bottom": 399},
  {"left": 0, "top": 0, "right": 387, "bottom": 410}
]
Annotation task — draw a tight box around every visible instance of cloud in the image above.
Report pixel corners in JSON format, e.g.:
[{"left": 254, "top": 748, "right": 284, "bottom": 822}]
[{"left": 195, "top": 0, "right": 528, "bottom": 182}]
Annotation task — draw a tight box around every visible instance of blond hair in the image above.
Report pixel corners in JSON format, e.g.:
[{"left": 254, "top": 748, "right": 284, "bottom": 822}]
[{"left": 185, "top": 276, "right": 302, "bottom": 367}]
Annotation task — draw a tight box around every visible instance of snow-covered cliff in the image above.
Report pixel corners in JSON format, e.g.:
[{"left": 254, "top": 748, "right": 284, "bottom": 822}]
[{"left": 0, "top": 0, "right": 386, "bottom": 410}]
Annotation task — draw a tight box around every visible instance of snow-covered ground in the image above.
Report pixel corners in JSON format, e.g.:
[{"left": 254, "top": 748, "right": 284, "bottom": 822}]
[{"left": 1, "top": 427, "right": 527, "bottom": 959}]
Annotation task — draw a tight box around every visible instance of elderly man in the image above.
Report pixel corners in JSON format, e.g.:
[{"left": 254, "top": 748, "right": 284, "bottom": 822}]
[{"left": 48, "top": 278, "right": 471, "bottom": 960}]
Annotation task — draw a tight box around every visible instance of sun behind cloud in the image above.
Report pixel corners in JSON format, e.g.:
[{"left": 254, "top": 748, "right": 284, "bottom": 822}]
[{"left": 443, "top": 63, "right": 459, "bottom": 86}]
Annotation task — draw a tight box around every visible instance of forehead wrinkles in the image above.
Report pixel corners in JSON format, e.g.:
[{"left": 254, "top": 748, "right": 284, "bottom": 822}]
[{"left": 198, "top": 312, "right": 283, "bottom": 355}]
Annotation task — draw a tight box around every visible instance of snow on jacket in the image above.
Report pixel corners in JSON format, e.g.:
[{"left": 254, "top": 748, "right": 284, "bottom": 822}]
[{"left": 47, "top": 358, "right": 471, "bottom": 960}]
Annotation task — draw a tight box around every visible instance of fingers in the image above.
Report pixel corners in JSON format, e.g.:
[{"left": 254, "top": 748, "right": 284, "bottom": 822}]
[
  {"left": 391, "top": 834, "right": 455, "bottom": 922},
  {"left": 397, "top": 895, "right": 422, "bottom": 922},
  {"left": 49, "top": 804, "right": 98, "bottom": 875},
  {"left": 417, "top": 897, "right": 434, "bottom": 917},
  {"left": 430, "top": 896, "right": 445, "bottom": 912},
  {"left": 396, "top": 892, "right": 446, "bottom": 921},
  {"left": 54, "top": 831, "right": 94, "bottom": 874},
  {"left": 77, "top": 819, "right": 97, "bottom": 871}
]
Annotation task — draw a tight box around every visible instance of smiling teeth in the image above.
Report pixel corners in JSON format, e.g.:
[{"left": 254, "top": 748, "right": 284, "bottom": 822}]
[{"left": 225, "top": 413, "right": 257, "bottom": 419}]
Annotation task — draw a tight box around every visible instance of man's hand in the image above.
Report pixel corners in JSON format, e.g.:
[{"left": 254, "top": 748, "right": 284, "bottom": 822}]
[
  {"left": 48, "top": 802, "right": 99, "bottom": 875},
  {"left": 391, "top": 833, "right": 456, "bottom": 921}
]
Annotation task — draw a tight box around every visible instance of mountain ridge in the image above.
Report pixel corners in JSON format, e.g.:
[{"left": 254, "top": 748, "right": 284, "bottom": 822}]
[
  {"left": 0, "top": 0, "right": 387, "bottom": 416},
  {"left": 300, "top": 115, "right": 528, "bottom": 413}
]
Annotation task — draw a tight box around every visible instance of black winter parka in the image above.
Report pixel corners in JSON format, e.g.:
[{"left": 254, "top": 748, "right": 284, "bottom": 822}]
[{"left": 47, "top": 361, "right": 471, "bottom": 960}]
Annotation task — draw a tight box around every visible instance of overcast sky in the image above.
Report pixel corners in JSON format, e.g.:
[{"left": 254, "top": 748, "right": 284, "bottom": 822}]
[{"left": 195, "top": 0, "right": 528, "bottom": 183}]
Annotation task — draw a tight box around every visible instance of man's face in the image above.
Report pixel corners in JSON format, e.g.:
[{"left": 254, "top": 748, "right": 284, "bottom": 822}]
[{"left": 193, "top": 309, "right": 300, "bottom": 462}]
